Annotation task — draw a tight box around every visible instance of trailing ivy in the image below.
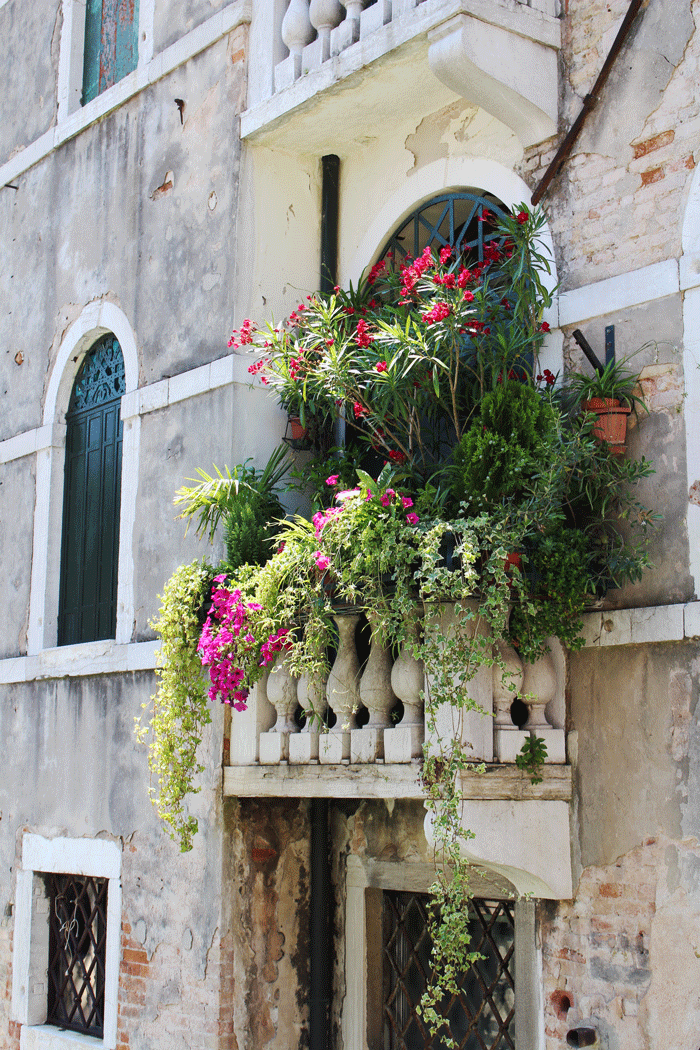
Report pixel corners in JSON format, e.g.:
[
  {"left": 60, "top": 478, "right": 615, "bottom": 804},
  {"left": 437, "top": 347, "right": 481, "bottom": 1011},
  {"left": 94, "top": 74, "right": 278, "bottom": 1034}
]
[{"left": 136, "top": 560, "right": 215, "bottom": 852}]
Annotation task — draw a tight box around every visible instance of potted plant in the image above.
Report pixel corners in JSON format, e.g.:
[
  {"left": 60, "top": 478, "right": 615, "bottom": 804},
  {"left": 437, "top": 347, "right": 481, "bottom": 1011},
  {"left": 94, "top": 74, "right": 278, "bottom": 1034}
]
[{"left": 567, "top": 354, "right": 646, "bottom": 454}]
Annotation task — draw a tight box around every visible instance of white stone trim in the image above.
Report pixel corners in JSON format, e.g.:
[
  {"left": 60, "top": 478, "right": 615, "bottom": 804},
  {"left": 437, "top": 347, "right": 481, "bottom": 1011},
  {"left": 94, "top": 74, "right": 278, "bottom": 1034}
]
[
  {"left": 12, "top": 835, "right": 122, "bottom": 1050},
  {"left": 28, "top": 303, "right": 140, "bottom": 655},
  {"left": 557, "top": 259, "right": 680, "bottom": 328},
  {"left": 347, "top": 158, "right": 555, "bottom": 285},
  {"left": 2, "top": 354, "right": 252, "bottom": 465},
  {"left": 682, "top": 163, "right": 700, "bottom": 598},
  {"left": 1, "top": 0, "right": 251, "bottom": 189},
  {"left": 0, "top": 640, "right": 159, "bottom": 685}
]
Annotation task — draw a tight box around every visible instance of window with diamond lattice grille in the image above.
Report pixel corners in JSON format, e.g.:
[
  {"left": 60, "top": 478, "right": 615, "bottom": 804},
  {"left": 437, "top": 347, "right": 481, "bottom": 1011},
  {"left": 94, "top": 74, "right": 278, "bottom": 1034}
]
[
  {"left": 46, "top": 873, "right": 108, "bottom": 1037},
  {"left": 383, "top": 891, "right": 515, "bottom": 1050}
]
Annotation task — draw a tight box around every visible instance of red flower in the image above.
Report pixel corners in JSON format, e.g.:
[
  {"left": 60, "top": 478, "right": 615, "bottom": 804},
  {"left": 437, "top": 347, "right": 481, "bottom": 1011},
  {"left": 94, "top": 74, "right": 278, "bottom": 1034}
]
[
  {"left": 353, "top": 402, "right": 368, "bottom": 419},
  {"left": 388, "top": 450, "right": 407, "bottom": 463},
  {"left": 540, "top": 321, "right": 551, "bottom": 333},
  {"left": 439, "top": 246, "right": 452, "bottom": 264},
  {"left": 376, "top": 361, "right": 388, "bottom": 373},
  {"left": 516, "top": 210, "right": 529, "bottom": 225}
]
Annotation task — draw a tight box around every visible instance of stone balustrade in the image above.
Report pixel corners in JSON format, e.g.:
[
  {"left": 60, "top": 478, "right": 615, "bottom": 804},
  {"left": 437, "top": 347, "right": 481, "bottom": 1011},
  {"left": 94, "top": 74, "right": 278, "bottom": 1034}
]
[
  {"left": 274, "top": 0, "right": 560, "bottom": 94},
  {"left": 226, "top": 604, "right": 566, "bottom": 770}
]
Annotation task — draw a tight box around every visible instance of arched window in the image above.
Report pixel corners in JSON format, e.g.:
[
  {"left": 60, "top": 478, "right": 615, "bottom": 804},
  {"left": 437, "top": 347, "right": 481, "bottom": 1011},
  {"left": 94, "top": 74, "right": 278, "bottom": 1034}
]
[
  {"left": 57, "top": 334, "right": 126, "bottom": 646},
  {"left": 378, "top": 190, "right": 509, "bottom": 270}
]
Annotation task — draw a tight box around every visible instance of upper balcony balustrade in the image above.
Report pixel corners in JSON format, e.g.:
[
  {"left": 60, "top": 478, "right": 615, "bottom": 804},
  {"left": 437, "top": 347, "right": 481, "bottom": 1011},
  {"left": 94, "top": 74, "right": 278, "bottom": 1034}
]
[{"left": 243, "top": 0, "right": 562, "bottom": 149}]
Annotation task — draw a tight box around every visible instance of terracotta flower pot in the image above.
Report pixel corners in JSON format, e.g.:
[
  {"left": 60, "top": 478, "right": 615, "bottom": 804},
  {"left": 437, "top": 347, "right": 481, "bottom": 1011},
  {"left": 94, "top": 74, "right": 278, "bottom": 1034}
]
[
  {"left": 288, "top": 416, "right": 308, "bottom": 441},
  {"left": 582, "top": 398, "right": 631, "bottom": 455}
]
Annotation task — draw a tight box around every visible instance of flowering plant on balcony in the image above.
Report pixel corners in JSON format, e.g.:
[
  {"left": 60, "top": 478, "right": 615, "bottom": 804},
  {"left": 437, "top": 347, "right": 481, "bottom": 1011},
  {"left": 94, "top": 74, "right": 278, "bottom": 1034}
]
[{"left": 239, "top": 205, "right": 554, "bottom": 478}]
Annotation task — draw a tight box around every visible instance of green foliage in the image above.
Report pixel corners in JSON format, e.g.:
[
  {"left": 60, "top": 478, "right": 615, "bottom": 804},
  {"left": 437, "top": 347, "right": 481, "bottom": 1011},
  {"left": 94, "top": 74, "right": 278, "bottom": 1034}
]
[
  {"left": 516, "top": 735, "right": 548, "bottom": 785},
  {"left": 453, "top": 379, "right": 558, "bottom": 512},
  {"left": 136, "top": 560, "right": 215, "bottom": 852},
  {"left": 565, "top": 349, "right": 648, "bottom": 410},
  {"left": 174, "top": 445, "right": 289, "bottom": 546}
]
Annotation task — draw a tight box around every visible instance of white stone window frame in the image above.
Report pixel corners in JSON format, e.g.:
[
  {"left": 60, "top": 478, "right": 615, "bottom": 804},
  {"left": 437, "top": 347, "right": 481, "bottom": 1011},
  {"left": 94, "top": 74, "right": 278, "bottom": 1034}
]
[
  {"left": 56, "top": 0, "right": 156, "bottom": 121},
  {"left": 11, "top": 834, "right": 122, "bottom": 1050},
  {"left": 27, "top": 301, "right": 141, "bottom": 656},
  {"left": 343, "top": 855, "right": 543, "bottom": 1050}
]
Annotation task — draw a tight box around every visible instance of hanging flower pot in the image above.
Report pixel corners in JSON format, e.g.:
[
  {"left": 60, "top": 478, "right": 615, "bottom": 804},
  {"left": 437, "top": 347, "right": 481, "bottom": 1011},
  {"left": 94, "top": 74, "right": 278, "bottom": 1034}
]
[{"left": 582, "top": 398, "right": 631, "bottom": 455}]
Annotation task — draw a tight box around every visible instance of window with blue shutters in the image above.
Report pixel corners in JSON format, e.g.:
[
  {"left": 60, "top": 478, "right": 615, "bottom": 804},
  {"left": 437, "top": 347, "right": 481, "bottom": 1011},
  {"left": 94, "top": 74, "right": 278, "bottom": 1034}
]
[
  {"left": 82, "top": 0, "right": 140, "bottom": 106},
  {"left": 57, "top": 334, "right": 126, "bottom": 646}
]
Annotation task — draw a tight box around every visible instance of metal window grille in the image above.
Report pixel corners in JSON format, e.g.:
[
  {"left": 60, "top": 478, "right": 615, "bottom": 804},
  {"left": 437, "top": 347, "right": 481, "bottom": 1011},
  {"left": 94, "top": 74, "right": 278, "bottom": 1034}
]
[
  {"left": 47, "top": 873, "right": 108, "bottom": 1037},
  {"left": 383, "top": 891, "right": 515, "bottom": 1050},
  {"left": 378, "top": 192, "right": 509, "bottom": 270}
]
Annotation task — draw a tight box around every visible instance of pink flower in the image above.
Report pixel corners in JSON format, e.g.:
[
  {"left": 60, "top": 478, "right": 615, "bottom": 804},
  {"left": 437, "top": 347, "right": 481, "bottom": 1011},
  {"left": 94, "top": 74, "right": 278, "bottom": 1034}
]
[
  {"left": 380, "top": 493, "right": 391, "bottom": 507},
  {"left": 314, "top": 551, "right": 331, "bottom": 571},
  {"left": 326, "top": 474, "right": 340, "bottom": 486},
  {"left": 406, "top": 512, "right": 420, "bottom": 525},
  {"left": 401, "top": 497, "right": 413, "bottom": 509},
  {"left": 439, "top": 246, "right": 452, "bottom": 264},
  {"left": 376, "top": 361, "right": 388, "bottom": 373}
]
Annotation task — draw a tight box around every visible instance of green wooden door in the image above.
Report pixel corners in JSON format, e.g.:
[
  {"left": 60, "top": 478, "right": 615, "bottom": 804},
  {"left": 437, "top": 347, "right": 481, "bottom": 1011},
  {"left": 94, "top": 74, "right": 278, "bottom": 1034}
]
[{"left": 58, "top": 335, "right": 125, "bottom": 646}]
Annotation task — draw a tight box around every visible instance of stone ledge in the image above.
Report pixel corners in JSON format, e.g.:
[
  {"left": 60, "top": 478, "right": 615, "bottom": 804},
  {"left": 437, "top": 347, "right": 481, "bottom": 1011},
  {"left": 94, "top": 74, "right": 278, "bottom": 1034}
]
[{"left": 223, "top": 762, "right": 572, "bottom": 799}]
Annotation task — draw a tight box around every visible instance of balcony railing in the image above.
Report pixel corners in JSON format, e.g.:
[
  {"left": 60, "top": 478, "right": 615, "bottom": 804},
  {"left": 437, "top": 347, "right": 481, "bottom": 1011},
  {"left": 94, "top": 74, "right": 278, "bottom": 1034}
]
[
  {"left": 276, "top": 0, "right": 560, "bottom": 95},
  {"left": 225, "top": 604, "right": 565, "bottom": 773}
]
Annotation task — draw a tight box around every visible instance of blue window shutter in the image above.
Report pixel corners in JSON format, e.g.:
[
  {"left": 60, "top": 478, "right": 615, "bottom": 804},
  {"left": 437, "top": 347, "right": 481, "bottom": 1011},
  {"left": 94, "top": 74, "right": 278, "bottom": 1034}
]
[
  {"left": 82, "top": 0, "right": 103, "bottom": 104},
  {"left": 58, "top": 336, "right": 125, "bottom": 646},
  {"left": 82, "top": 0, "right": 139, "bottom": 105}
]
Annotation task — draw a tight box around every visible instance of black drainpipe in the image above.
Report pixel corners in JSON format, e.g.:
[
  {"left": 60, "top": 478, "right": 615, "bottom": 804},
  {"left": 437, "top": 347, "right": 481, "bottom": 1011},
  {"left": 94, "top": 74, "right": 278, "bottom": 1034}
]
[
  {"left": 320, "top": 155, "right": 340, "bottom": 293},
  {"left": 310, "top": 798, "right": 331, "bottom": 1050},
  {"left": 309, "top": 154, "right": 339, "bottom": 1050}
]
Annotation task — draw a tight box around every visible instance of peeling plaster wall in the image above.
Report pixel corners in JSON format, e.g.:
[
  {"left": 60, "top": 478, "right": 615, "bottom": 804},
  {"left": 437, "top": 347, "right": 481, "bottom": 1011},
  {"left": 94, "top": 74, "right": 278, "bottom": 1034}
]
[
  {"left": 0, "top": 0, "right": 59, "bottom": 168},
  {"left": 0, "top": 672, "right": 229, "bottom": 1050},
  {"left": 0, "top": 28, "right": 246, "bottom": 443}
]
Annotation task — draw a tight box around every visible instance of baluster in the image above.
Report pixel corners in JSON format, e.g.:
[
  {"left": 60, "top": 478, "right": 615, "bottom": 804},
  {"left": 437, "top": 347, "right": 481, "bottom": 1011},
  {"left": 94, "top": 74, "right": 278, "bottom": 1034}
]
[
  {"left": 353, "top": 613, "right": 397, "bottom": 763},
  {"left": 521, "top": 649, "right": 566, "bottom": 763},
  {"left": 492, "top": 639, "right": 529, "bottom": 763},
  {"left": 282, "top": 0, "right": 315, "bottom": 80},
  {"left": 259, "top": 654, "right": 299, "bottom": 764},
  {"left": 386, "top": 612, "right": 424, "bottom": 762},
  {"left": 309, "top": 0, "right": 344, "bottom": 62},
  {"left": 290, "top": 672, "right": 328, "bottom": 764},
  {"left": 336, "top": 0, "right": 364, "bottom": 46},
  {"left": 321, "top": 612, "right": 361, "bottom": 763},
  {"left": 424, "top": 601, "right": 493, "bottom": 762}
]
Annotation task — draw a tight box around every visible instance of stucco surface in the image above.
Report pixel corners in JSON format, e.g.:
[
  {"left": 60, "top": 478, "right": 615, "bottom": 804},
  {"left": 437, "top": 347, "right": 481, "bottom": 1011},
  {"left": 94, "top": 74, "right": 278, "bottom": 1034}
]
[
  {"left": 0, "top": 31, "right": 245, "bottom": 444},
  {"left": 0, "top": 457, "right": 34, "bottom": 658},
  {"left": 0, "top": 0, "right": 59, "bottom": 168}
]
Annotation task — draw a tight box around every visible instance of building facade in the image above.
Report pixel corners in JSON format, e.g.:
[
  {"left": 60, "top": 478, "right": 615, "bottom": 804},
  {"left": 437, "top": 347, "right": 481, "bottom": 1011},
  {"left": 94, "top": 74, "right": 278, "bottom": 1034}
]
[{"left": 1, "top": 1, "right": 700, "bottom": 1048}]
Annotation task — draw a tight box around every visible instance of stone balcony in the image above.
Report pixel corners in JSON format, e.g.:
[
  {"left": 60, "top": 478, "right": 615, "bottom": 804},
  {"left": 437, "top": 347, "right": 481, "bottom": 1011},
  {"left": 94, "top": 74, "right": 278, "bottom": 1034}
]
[
  {"left": 242, "top": 0, "right": 562, "bottom": 150},
  {"left": 223, "top": 603, "right": 573, "bottom": 896}
]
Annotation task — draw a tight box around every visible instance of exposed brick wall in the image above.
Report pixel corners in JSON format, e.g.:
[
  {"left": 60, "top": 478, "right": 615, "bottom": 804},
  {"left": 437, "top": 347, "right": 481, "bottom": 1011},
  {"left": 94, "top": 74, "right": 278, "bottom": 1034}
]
[
  {"left": 519, "top": 0, "right": 700, "bottom": 289},
  {"left": 541, "top": 841, "right": 659, "bottom": 1049}
]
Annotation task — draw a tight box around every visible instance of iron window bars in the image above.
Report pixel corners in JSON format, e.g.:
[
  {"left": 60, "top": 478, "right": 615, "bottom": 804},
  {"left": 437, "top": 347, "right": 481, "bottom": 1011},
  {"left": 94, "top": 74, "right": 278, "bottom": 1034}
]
[
  {"left": 378, "top": 192, "right": 510, "bottom": 270},
  {"left": 47, "top": 873, "right": 108, "bottom": 1036},
  {"left": 383, "top": 891, "right": 515, "bottom": 1050}
]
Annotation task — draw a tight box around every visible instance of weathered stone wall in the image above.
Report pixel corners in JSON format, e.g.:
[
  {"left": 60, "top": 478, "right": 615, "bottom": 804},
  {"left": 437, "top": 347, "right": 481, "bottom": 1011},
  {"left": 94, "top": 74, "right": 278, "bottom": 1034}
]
[
  {"left": 0, "top": 26, "right": 246, "bottom": 444},
  {"left": 0, "top": 0, "right": 59, "bottom": 168},
  {"left": 0, "top": 671, "right": 230, "bottom": 1050}
]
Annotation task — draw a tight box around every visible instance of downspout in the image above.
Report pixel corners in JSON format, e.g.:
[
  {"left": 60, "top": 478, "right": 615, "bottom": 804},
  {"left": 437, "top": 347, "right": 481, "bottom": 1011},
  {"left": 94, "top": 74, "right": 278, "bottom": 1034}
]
[
  {"left": 309, "top": 154, "right": 340, "bottom": 1050},
  {"left": 532, "top": 0, "right": 645, "bottom": 206},
  {"left": 310, "top": 798, "right": 331, "bottom": 1050}
]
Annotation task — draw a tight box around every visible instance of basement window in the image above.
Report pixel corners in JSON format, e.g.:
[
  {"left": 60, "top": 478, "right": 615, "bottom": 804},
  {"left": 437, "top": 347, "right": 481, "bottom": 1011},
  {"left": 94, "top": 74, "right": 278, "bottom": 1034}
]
[{"left": 11, "top": 834, "right": 122, "bottom": 1050}]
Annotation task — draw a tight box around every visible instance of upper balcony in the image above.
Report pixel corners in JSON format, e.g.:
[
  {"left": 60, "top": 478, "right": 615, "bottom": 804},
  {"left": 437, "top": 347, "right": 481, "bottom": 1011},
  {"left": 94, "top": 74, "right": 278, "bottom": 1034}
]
[{"left": 243, "top": 0, "right": 562, "bottom": 151}]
